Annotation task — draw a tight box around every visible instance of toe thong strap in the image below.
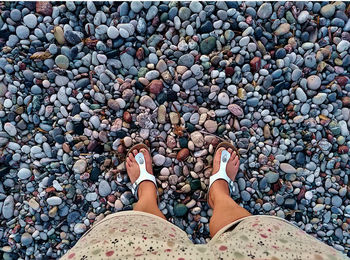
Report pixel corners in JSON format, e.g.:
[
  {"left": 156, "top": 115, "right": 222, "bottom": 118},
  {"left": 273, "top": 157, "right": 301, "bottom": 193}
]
[
  {"left": 131, "top": 152, "right": 158, "bottom": 200},
  {"left": 209, "top": 150, "right": 235, "bottom": 195}
]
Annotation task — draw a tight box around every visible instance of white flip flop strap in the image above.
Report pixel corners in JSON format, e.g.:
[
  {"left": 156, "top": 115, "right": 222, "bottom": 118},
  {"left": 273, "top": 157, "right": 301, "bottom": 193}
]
[
  {"left": 131, "top": 152, "right": 158, "bottom": 200},
  {"left": 209, "top": 150, "right": 235, "bottom": 195}
]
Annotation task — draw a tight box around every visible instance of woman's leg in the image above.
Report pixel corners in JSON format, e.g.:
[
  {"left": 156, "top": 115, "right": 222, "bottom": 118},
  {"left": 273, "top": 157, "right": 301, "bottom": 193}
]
[
  {"left": 126, "top": 148, "right": 166, "bottom": 220},
  {"left": 209, "top": 180, "right": 251, "bottom": 237},
  {"left": 208, "top": 148, "right": 252, "bottom": 237}
]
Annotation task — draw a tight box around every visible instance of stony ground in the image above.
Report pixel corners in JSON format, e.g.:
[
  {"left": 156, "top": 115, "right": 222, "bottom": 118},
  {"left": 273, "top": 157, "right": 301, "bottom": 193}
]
[{"left": 0, "top": 1, "right": 350, "bottom": 259}]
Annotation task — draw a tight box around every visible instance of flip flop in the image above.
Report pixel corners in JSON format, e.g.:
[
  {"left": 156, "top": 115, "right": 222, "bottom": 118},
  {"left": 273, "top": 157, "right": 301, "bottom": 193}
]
[
  {"left": 126, "top": 143, "right": 159, "bottom": 202},
  {"left": 208, "top": 141, "right": 239, "bottom": 202}
]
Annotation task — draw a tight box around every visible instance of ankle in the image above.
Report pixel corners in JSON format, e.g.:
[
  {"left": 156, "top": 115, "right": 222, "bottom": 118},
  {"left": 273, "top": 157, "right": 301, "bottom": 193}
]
[
  {"left": 209, "top": 180, "right": 231, "bottom": 207},
  {"left": 137, "top": 181, "right": 157, "bottom": 202}
]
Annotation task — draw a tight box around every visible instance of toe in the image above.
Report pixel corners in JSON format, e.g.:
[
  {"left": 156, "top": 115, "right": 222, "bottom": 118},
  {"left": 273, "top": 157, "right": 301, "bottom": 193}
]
[
  {"left": 140, "top": 148, "right": 153, "bottom": 174},
  {"left": 233, "top": 154, "right": 239, "bottom": 165},
  {"left": 227, "top": 148, "right": 233, "bottom": 153},
  {"left": 132, "top": 149, "right": 138, "bottom": 156},
  {"left": 129, "top": 152, "right": 135, "bottom": 162},
  {"left": 216, "top": 147, "right": 225, "bottom": 157}
]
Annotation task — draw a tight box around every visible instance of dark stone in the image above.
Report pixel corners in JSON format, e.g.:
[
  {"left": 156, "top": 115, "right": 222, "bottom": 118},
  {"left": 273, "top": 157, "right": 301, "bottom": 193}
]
[
  {"left": 300, "top": 31, "right": 309, "bottom": 42},
  {"left": 295, "top": 152, "right": 306, "bottom": 166},
  {"left": 271, "top": 81, "right": 290, "bottom": 95},
  {"left": 64, "top": 30, "right": 82, "bottom": 45},
  {"left": 200, "top": 36, "right": 216, "bottom": 54},
  {"left": 179, "top": 137, "right": 188, "bottom": 148},
  {"left": 73, "top": 122, "right": 84, "bottom": 135},
  {"left": 106, "top": 50, "right": 119, "bottom": 58},
  {"left": 156, "top": 92, "right": 167, "bottom": 104},
  {"left": 190, "top": 179, "right": 201, "bottom": 190},
  {"left": 0, "top": 166, "right": 10, "bottom": 180},
  {"left": 186, "top": 123, "right": 195, "bottom": 133},
  {"left": 196, "top": 95, "right": 204, "bottom": 105},
  {"left": 67, "top": 211, "right": 80, "bottom": 224},
  {"left": 72, "top": 104, "right": 81, "bottom": 116},
  {"left": 167, "top": 90, "right": 178, "bottom": 102},
  {"left": 284, "top": 198, "right": 296, "bottom": 209},
  {"left": 254, "top": 27, "right": 263, "bottom": 39},
  {"left": 174, "top": 203, "right": 188, "bottom": 217},
  {"left": 69, "top": 47, "right": 79, "bottom": 60},
  {"left": 90, "top": 167, "right": 101, "bottom": 182},
  {"left": 275, "top": 48, "right": 286, "bottom": 59},
  {"left": 198, "top": 20, "right": 214, "bottom": 33},
  {"left": 328, "top": 93, "right": 337, "bottom": 102},
  {"left": 55, "top": 135, "right": 65, "bottom": 144},
  {"left": 115, "top": 130, "right": 127, "bottom": 138},
  {"left": 76, "top": 78, "right": 90, "bottom": 89}
]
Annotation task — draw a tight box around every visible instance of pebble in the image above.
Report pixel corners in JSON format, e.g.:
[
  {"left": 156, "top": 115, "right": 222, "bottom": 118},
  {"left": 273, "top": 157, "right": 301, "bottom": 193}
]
[
  {"left": 98, "top": 180, "right": 111, "bottom": 197},
  {"left": 280, "top": 163, "right": 297, "bottom": 174},
  {"left": 320, "top": 4, "right": 335, "bottom": 18},
  {"left": 4, "top": 122, "right": 17, "bottom": 136},
  {"left": 47, "top": 197, "right": 62, "bottom": 206},
  {"left": 257, "top": 3, "right": 272, "bottom": 19},
  {"left": 16, "top": 25, "right": 30, "bottom": 39},
  {"left": 18, "top": 168, "right": 32, "bottom": 180},
  {"left": 2, "top": 196, "right": 14, "bottom": 219},
  {"left": 23, "top": 14, "right": 38, "bottom": 29},
  {"left": 307, "top": 75, "right": 321, "bottom": 90},
  {"left": 21, "top": 233, "right": 33, "bottom": 247},
  {"left": 153, "top": 154, "right": 166, "bottom": 166}
]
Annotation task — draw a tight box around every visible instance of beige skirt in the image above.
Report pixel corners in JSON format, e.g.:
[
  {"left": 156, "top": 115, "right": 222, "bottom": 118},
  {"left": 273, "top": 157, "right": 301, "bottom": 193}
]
[{"left": 61, "top": 211, "right": 347, "bottom": 260}]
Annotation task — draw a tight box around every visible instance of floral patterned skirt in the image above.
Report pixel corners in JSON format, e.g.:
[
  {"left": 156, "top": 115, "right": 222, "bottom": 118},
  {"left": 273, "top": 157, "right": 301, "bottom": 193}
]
[{"left": 61, "top": 211, "right": 347, "bottom": 260}]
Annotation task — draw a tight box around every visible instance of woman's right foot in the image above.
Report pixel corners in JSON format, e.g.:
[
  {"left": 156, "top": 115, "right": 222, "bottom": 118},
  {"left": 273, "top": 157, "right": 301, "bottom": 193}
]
[
  {"left": 208, "top": 147, "right": 239, "bottom": 208},
  {"left": 125, "top": 147, "right": 156, "bottom": 200}
]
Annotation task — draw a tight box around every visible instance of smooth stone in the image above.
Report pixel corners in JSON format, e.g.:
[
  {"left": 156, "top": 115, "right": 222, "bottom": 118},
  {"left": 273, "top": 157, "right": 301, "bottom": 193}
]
[
  {"left": 265, "top": 171, "right": 279, "bottom": 183},
  {"left": 18, "top": 168, "right": 32, "bottom": 180},
  {"left": 2, "top": 195, "right": 14, "bottom": 219},
  {"left": 23, "top": 14, "right": 37, "bottom": 28},
  {"left": 98, "top": 180, "right": 111, "bottom": 197},
  {"left": 307, "top": 75, "right": 321, "bottom": 90},
  {"left": 107, "top": 26, "right": 119, "bottom": 39},
  {"left": 174, "top": 203, "right": 188, "bottom": 217},
  {"left": 153, "top": 154, "right": 166, "bottom": 166},
  {"left": 140, "top": 95, "right": 156, "bottom": 110},
  {"left": 312, "top": 93, "right": 327, "bottom": 105},
  {"left": 16, "top": 25, "right": 30, "bottom": 39},
  {"left": 47, "top": 196, "right": 62, "bottom": 206},
  {"left": 21, "top": 233, "right": 33, "bottom": 247},
  {"left": 280, "top": 163, "right": 297, "bottom": 174},
  {"left": 295, "top": 87, "right": 307, "bottom": 102},
  {"left": 55, "top": 55, "right": 69, "bottom": 69},
  {"left": 73, "top": 159, "right": 87, "bottom": 174},
  {"left": 4, "top": 122, "right": 17, "bottom": 136},
  {"left": 200, "top": 36, "right": 216, "bottom": 54},
  {"left": 257, "top": 3, "right": 272, "bottom": 19},
  {"left": 320, "top": 4, "right": 335, "bottom": 18}
]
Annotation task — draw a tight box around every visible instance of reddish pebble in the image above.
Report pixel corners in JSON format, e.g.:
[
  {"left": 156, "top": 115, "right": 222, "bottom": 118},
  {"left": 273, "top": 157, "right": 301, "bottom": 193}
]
[
  {"left": 228, "top": 104, "right": 243, "bottom": 117},
  {"left": 123, "top": 111, "right": 132, "bottom": 123},
  {"left": 36, "top": 1, "right": 53, "bottom": 16},
  {"left": 176, "top": 148, "right": 190, "bottom": 161},
  {"left": 225, "top": 67, "right": 234, "bottom": 76},
  {"left": 336, "top": 76, "right": 349, "bottom": 86},
  {"left": 338, "top": 145, "right": 349, "bottom": 154},
  {"left": 250, "top": 57, "right": 261, "bottom": 73},
  {"left": 107, "top": 195, "right": 116, "bottom": 203},
  {"left": 136, "top": 47, "right": 144, "bottom": 60},
  {"left": 342, "top": 97, "right": 350, "bottom": 107},
  {"left": 147, "top": 80, "right": 163, "bottom": 94},
  {"left": 117, "top": 145, "right": 125, "bottom": 154}
]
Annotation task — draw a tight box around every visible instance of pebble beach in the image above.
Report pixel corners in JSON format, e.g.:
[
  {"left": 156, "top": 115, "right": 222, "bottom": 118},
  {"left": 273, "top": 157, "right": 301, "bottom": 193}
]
[{"left": 0, "top": 1, "right": 350, "bottom": 258}]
